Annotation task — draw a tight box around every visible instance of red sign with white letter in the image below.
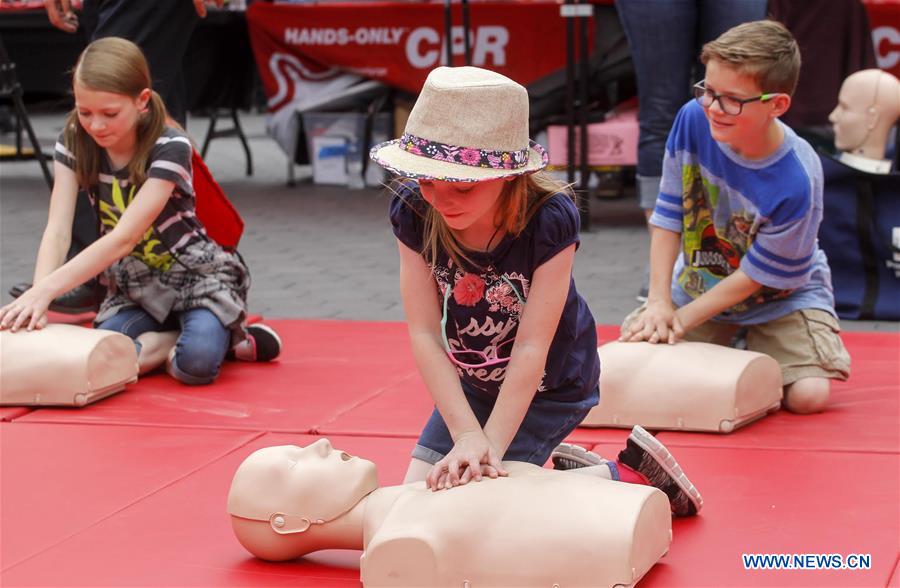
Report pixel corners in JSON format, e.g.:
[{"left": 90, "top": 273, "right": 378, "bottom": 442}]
[
  {"left": 866, "top": 2, "right": 900, "bottom": 78},
  {"left": 247, "top": 1, "right": 589, "bottom": 109}
]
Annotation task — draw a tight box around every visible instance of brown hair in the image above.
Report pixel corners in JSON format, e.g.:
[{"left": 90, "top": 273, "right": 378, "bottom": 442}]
[
  {"left": 701, "top": 20, "right": 801, "bottom": 96},
  {"left": 411, "top": 171, "right": 574, "bottom": 271},
  {"left": 64, "top": 37, "right": 168, "bottom": 189}
]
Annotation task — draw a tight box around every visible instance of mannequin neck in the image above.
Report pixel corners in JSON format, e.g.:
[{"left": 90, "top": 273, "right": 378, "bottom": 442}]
[
  {"left": 838, "top": 150, "right": 893, "bottom": 174},
  {"left": 846, "top": 131, "right": 889, "bottom": 161},
  {"left": 306, "top": 494, "right": 368, "bottom": 552}
]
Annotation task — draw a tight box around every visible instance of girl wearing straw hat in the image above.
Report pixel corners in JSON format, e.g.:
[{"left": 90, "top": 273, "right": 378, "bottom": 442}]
[{"left": 370, "top": 67, "right": 701, "bottom": 516}]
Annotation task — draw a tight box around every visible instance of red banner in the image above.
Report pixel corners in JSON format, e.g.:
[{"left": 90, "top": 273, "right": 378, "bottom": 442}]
[
  {"left": 247, "top": 1, "right": 590, "bottom": 106},
  {"left": 866, "top": 2, "right": 900, "bottom": 78}
]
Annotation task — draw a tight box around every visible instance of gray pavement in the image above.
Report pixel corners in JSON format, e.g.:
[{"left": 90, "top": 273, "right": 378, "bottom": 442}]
[{"left": 1, "top": 111, "right": 895, "bottom": 332}]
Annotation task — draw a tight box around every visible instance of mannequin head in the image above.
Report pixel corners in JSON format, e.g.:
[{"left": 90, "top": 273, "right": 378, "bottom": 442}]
[
  {"left": 227, "top": 440, "right": 378, "bottom": 560},
  {"left": 829, "top": 69, "right": 900, "bottom": 161}
]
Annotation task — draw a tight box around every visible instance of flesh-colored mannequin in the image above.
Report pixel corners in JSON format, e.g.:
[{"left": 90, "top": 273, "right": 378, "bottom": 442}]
[
  {"left": 228, "top": 440, "right": 672, "bottom": 588},
  {"left": 0, "top": 324, "right": 138, "bottom": 406},
  {"left": 829, "top": 69, "right": 900, "bottom": 173},
  {"left": 581, "top": 341, "right": 782, "bottom": 432}
]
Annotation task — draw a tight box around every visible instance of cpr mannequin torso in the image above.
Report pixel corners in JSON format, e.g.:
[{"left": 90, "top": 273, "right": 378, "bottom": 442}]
[
  {"left": 582, "top": 341, "right": 782, "bottom": 432},
  {"left": 829, "top": 69, "right": 900, "bottom": 172},
  {"left": 228, "top": 441, "right": 671, "bottom": 588}
]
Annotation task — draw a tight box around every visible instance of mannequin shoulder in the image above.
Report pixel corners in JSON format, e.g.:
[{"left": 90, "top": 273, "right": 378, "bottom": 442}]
[{"left": 362, "top": 527, "right": 438, "bottom": 586}]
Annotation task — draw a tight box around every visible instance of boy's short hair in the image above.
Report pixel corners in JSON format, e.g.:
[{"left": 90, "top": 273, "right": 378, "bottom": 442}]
[{"left": 701, "top": 20, "right": 801, "bottom": 96}]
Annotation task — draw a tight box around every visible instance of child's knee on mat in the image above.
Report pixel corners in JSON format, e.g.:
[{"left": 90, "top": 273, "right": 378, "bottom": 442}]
[
  {"left": 783, "top": 377, "right": 830, "bottom": 414},
  {"left": 167, "top": 346, "right": 223, "bottom": 385}
]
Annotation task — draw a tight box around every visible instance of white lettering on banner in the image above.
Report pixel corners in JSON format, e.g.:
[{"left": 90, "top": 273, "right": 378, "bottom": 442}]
[
  {"left": 872, "top": 26, "right": 900, "bottom": 69},
  {"left": 472, "top": 26, "right": 508, "bottom": 66},
  {"left": 406, "top": 26, "right": 509, "bottom": 69},
  {"left": 266, "top": 52, "right": 341, "bottom": 108},
  {"left": 284, "top": 27, "right": 407, "bottom": 47},
  {"left": 354, "top": 27, "right": 406, "bottom": 45},
  {"left": 407, "top": 27, "right": 441, "bottom": 68}
]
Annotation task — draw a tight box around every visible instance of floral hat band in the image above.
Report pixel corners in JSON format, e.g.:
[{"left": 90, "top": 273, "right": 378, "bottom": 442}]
[
  {"left": 399, "top": 132, "right": 530, "bottom": 171},
  {"left": 369, "top": 66, "right": 549, "bottom": 182}
]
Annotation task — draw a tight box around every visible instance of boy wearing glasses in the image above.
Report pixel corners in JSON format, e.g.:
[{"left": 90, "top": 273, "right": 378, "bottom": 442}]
[{"left": 620, "top": 20, "right": 850, "bottom": 414}]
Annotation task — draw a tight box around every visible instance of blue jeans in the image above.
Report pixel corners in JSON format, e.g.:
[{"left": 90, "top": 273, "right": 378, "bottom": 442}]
[
  {"left": 615, "top": 0, "right": 767, "bottom": 209},
  {"left": 412, "top": 381, "right": 600, "bottom": 466},
  {"left": 97, "top": 307, "right": 230, "bottom": 385}
]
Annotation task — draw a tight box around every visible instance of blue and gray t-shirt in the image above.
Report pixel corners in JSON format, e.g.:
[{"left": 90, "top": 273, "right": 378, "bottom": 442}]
[
  {"left": 390, "top": 183, "right": 600, "bottom": 401},
  {"left": 650, "top": 99, "right": 836, "bottom": 324}
]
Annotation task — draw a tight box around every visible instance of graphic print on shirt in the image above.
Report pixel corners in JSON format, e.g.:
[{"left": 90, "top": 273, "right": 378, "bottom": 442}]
[
  {"left": 99, "top": 178, "right": 174, "bottom": 271},
  {"left": 678, "top": 163, "right": 794, "bottom": 313},
  {"left": 432, "top": 259, "right": 546, "bottom": 393}
]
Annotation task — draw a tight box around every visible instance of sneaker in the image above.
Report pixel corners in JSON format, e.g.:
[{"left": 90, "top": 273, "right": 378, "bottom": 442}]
[
  {"left": 618, "top": 425, "right": 703, "bottom": 517},
  {"left": 9, "top": 281, "right": 103, "bottom": 314},
  {"left": 233, "top": 323, "right": 282, "bottom": 362},
  {"left": 635, "top": 285, "right": 649, "bottom": 304},
  {"left": 636, "top": 268, "right": 650, "bottom": 303},
  {"left": 730, "top": 327, "right": 749, "bottom": 350},
  {"left": 551, "top": 442, "right": 604, "bottom": 471}
]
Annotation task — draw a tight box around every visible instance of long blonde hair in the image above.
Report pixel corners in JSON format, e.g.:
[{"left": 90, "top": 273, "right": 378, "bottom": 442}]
[
  {"left": 418, "top": 171, "right": 574, "bottom": 270},
  {"left": 64, "top": 37, "right": 168, "bottom": 189}
]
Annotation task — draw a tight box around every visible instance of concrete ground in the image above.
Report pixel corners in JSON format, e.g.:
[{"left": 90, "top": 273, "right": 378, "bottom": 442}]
[{"left": 1, "top": 110, "right": 894, "bottom": 332}]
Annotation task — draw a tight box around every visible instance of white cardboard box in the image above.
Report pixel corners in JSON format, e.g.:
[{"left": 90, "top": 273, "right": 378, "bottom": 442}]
[
  {"left": 311, "top": 136, "right": 349, "bottom": 185},
  {"left": 303, "top": 112, "right": 391, "bottom": 187}
]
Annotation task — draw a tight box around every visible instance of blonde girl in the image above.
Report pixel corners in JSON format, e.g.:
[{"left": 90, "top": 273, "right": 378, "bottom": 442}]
[
  {"left": 0, "top": 37, "right": 280, "bottom": 384},
  {"left": 370, "top": 67, "right": 702, "bottom": 517},
  {"left": 371, "top": 66, "right": 597, "bottom": 484}
]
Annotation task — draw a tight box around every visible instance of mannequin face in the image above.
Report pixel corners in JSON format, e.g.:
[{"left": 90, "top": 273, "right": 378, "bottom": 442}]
[
  {"left": 829, "top": 75, "right": 877, "bottom": 152},
  {"left": 228, "top": 440, "right": 378, "bottom": 528}
]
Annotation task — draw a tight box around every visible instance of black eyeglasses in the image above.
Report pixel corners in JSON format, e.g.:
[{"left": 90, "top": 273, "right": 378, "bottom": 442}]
[{"left": 693, "top": 80, "right": 781, "bottom": 116}]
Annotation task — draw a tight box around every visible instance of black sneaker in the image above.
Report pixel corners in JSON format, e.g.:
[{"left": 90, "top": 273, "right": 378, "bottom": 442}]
[
  {"left": 635, "top": 285, "right": 649, "bottom": 304},
  {"left": 233, "top": 323, "right": 282, "bottom": 362},
  {"left": 636, "top": 269, "right": 649, "bottom": 303},
  {"left": 618, "top": 425, "right": 703, "bottom": 517},
  {"left": 9, "top": 281, "right": 103, "bottom": 314}
]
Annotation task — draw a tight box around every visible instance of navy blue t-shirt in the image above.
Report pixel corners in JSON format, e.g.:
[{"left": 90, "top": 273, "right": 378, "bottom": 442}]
[{"left": 390, "top": 182, "right": 600, "bottom": 402}]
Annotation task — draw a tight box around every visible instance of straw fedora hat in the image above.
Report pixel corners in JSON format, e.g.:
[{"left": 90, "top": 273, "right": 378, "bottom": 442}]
[{"left": 370, "top": 66, "right": 548, "bottom": 182}]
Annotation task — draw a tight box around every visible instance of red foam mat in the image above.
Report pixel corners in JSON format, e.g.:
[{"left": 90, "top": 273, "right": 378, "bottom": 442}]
[
  {"left": 317, "top": 373, "right": 630, "bottom": 446},
  {"left": 649, "top": 331, "right": 900, "bottom": 454},
  {"left": 0, "top": 422, "right": 260, "bottom": 571},
  {"left": 591, "top": 441, "right": 899, "bottom": 587},
  {"left": 18, "top": 320, "right": 418, "bottom": 433},
  {"left": 0, "top": 433, "right": 413, "bottom": 587},
  {"left": 3, "top": 320, "right": 897, "bottom": 586},
  {"left": 0, "top": 407, "right": 31, "bottom": 422},
  {"left": 5, "top": 425, "right": 895, "bottom": 587},
  {"left": 318, "top": 324, "right": 628, "bottom": 445},
  {"left": 889, "top": 556, "right": 900, "bottom": 588}
]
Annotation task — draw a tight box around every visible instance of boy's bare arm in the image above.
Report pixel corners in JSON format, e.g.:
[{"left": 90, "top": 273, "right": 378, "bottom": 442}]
[
  {"left": 647, "top": 226, "right": 680, "bottom": 305},
  {"left": 674, "top": 270, "right": 761, "bottom": 336}
]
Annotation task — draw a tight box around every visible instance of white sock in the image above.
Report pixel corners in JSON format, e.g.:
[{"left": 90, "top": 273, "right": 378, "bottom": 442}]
[
  {"left": 567, "top": 462, "right": 615, "bottom": 480},
  {"left": 232, "top": 336, "right": 256, "bottom": 362}
]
